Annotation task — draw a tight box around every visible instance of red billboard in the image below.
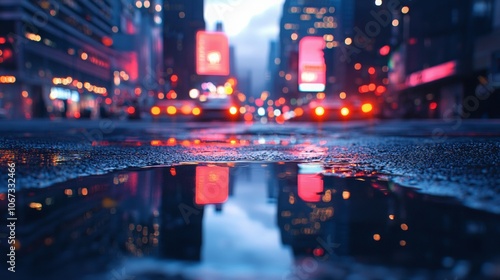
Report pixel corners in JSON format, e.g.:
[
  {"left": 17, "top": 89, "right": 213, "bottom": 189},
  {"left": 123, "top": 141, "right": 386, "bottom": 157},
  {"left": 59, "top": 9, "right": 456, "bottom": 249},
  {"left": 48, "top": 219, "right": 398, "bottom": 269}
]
[
  {"left": 196, "top": 31, "right": 230, "bottom": 76},
  {"left": 299, "top": 36, "right": 326, "bottom": 92},
  {"left": 195, "top": 166, "right": 229, "bottom": 205},
  {"left": 297, "top": 174, "right": 324, "bottom": 202}
]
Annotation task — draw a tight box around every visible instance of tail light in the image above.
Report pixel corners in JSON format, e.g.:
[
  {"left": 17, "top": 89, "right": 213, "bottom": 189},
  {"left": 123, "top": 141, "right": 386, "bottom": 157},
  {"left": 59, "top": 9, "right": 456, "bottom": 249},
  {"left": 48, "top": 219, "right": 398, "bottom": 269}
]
[
  {"left": 340, "top": 107, "right": 350, "bottom": 117},
  {"left": 151, "top": 106, "right": 161, "bottom": 116},
  {"left": 229, "top": 106, "right": 238, "bottom": 115},
  {"left": 167, "top": 106, "right": 177, "bottom": 115},
  {"left": 127, "top": 106, "right": 136, "bottom": 115},
  {"left": 192, "top": 107, "right": 201, "bottom": 116},
  {"left": 361, "top": 103, "right": 373, "bottom": 113},
  {"left": 314, "top": 106, "right": 325, "bottom": 117}
]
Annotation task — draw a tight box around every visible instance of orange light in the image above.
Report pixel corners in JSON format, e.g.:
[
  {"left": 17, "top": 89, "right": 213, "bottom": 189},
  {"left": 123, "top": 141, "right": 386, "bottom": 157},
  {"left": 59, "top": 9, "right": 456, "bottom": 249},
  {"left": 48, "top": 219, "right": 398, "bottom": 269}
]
[
  {"left": 315, "top": 106, "right": 325, "bottom": 116},
  {"left": 361, "top": 103, "right": 373, "bottom": 113},
  {"left": 373, "top": 234, "right": 381, "bottom": 241},
  {"left": 229, "top": 106, "right": 238, "bottom": 115},
  {"left": 151, "top": 106, "right": 161, "bottom": 116},
  {"left": 340, "top": 107, "right": 350, "bottom": 116},
  {"left": 354, "top": 63, "right": 362, "bottom": 70},
  {"left": 167, "top": 106, "right": 177, "bottom": 115},
  {"left": 368, "top": 83, "right": 376, "bottom": 91},
  {"left": 244, "top": 113, "right": 253, "bottom": 121},
  {"left": 342, "top": 191, "right": 351, "bottom": 200},
  {"left": 192, "top": 107, "right": 201, "bottom": 116},
  {"left": 294, "top": 107, "right": 304, "bottom": 117},
  {"left": 127, "top": 106, "right": 136, "bottom": 115},
  {"left": 180, "top": 104, "right": 192, "bottom": 115}
]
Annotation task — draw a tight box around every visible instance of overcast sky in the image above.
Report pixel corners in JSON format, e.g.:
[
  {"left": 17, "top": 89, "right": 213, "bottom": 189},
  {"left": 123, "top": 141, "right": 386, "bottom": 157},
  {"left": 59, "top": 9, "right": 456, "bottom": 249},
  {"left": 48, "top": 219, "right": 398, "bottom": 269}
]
[{"left": 205, "top": 0, "right": 285, "bottom": 94}]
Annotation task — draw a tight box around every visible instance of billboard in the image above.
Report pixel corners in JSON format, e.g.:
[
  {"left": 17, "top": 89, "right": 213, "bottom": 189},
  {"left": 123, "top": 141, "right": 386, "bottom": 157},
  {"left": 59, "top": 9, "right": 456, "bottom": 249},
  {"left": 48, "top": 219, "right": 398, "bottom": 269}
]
[
  {"left": 299, "top": 36, "right": 326, "bottom": 92},
  {"left": 196, "top": 31, "right": 230, "bottom": 76},
  {"left": 195, "top": 166, "right": 229, "bottom": 205},
  {"left": 297, "top": 174, "right": 324, "bottom": 202}
]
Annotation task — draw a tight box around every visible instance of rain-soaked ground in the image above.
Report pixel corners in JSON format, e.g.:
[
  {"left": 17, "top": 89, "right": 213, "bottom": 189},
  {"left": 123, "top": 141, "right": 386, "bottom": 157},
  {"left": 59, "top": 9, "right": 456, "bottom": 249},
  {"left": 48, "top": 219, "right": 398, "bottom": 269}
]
[{"left": 1, "top": 162, "right": 500, "bottom": 280}]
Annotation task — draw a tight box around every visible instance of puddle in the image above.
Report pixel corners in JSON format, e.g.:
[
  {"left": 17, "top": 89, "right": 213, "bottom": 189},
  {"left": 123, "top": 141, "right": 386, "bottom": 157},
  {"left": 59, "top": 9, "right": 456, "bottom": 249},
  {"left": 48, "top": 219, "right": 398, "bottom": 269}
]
[{"left": 1, "top": 162, "right": 499, "bottom": 280}]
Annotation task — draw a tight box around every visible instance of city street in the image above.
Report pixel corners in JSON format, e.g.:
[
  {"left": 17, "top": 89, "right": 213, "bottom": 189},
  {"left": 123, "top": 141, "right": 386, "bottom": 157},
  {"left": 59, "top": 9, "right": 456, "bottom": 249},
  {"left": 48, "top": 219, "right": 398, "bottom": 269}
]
[{"left": 1, "top": 119, "right": 499, "bottom": 279}]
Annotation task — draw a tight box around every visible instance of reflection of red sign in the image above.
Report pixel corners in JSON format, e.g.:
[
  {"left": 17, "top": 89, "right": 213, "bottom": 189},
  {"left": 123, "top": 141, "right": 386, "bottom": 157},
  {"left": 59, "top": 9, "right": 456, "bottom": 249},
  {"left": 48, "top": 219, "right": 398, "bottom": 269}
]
[
  {"left": 195, "top": 166, "right": 229, "bottom": 205},
  {"left": 196, "top": 31, "right": 230, "bottom": 76},
  {"left": 299, "top": 36, "right": 326, "bottom": 92},
  {"left": 297, "top": 174, "right": 324, "bottom": 202}
]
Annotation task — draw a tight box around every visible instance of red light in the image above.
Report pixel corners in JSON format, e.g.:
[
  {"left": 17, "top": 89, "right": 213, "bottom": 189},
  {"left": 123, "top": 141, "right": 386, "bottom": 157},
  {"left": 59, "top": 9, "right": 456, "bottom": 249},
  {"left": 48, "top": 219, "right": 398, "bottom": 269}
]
[
  {"left": 170, "top": 75, "right": 178, "bottom": 82},
  {"left": 244, "top": 113, "right": 253, "bottom": 122},
  {"left": 368, "top": 83, "right": 376, "bottom": 91},
  {"left": 127, "top": 106, "right": 135, "bottom": 114},
  {"left": 105, "top": 98, "right": 112, "bottom": 105},
  {"left": 376, "top": 85, "right": 386, "bottom": 95},
  {"left": 0, "top": 37, "right": 5, "bottom": 44},
  {"left": 409, "top": 38, "right": 417, "bottom": 45},
  {"left": 359, "top": 85, "right": 369, "bottom": 93},
  {"left": 313, "top": 248, "right": 324, "bottom": 257},
  {"left": 3, "top": 49, "right": 12, "bottom": 60},
  {"left": 379, "top": 45, "right": 391, "bottom": 56},
  {"left": 368, "top": 67, "right": 376, "bottom": 75},
  {"left": 102, "top": 36, "right": 113, "bottom": 47},
  {"left": 195, "top": 166, "right": 229, "bottom": 205},
  {"left": 429, "top": 102, "right": 438, "bottom": 110}
]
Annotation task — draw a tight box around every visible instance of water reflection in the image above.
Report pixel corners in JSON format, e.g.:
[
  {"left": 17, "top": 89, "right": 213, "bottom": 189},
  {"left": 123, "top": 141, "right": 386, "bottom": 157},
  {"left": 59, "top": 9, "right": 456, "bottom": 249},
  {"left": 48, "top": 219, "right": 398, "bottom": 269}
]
[{"left": 0, "top": 162, "right": 499, "bottom": 280}]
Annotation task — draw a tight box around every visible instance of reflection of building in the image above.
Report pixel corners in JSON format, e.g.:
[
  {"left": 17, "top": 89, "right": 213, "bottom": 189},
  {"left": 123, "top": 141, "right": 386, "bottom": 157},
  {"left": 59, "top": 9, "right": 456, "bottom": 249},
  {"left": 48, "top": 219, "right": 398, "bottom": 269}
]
[
  {"left": 276, "top": 162, "right": 500, "bottom": 265},
  {"left": 160, "top": 165, "right": 204, "bottom": 261}
]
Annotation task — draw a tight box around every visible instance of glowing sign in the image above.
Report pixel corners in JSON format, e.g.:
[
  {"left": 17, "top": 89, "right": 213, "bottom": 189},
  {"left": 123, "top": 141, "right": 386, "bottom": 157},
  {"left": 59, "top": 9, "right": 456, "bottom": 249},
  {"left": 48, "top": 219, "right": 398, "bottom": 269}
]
[
  {"left": 299, "top": 36, "right": 326, "bottom": 92},
  {"left": 195, "top": 166, "right": 229, "bottom": 205},
  {"left": 196, "top": 31, "right": 230, "bottom": 76},
  {"left": 297, "top": 174, "right": 324, "bottom": 202},
  {"left": 406, "top": 61, "right": 457, "bottom": 87}
]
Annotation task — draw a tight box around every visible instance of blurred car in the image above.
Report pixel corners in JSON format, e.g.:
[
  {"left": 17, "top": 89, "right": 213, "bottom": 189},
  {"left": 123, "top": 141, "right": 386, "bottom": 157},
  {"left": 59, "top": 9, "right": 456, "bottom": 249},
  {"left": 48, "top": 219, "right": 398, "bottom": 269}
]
[
  {"left": 198, "top": 95, "right": 241, "bottom": 121},
  {"left": 292, "top": 97, "right": 378, "bottom": 121},
  {"left": 149, "top": 99, "right": 202, "bottom": 120}
]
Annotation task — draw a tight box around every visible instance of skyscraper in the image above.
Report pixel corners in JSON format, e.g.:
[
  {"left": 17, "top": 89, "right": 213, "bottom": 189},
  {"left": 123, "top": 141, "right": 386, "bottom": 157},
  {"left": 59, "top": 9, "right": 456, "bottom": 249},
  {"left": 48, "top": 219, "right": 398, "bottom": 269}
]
[
  {"left": 0, "top": 1, "right": 120, "bottom": 118},
  {"left": 162, "top": 0, "right": 205, "bottom": 99},
  {"left": 276, "top": 0, "right": 343, "bottom": 103}
]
